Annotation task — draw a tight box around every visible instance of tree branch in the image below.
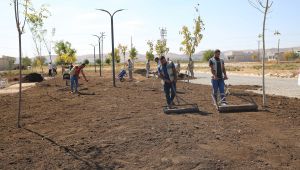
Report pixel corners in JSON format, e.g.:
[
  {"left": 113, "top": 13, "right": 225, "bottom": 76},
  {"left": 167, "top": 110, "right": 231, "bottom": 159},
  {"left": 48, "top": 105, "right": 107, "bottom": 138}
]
[
  {"left": 21, "top": 0, "right": 29, "bottom": 33},
  {"left": 15, "top": 0, "right": 22, "bottom": 32},
  {"left": 258, "top": 0, "right": 266, "bottom": 8},
  {"left": 268, "top": 1, "right": 274, "bottom": 8},
  {"left": 248, "top": 0, "right": 264, "bottom": 13},
  {"left": 14, "top": 0, "right": 20, "bottom": 32}
]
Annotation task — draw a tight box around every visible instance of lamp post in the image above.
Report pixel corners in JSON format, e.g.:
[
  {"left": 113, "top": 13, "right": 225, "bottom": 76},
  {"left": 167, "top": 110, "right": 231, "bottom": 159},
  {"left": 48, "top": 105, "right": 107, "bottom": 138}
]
[
  {"left": 50, "top": 28, "right": 56, "bottom": 63},
  {"left": 93, "top": 34, "right": 102, "bottom": 77},
  {"left": 100, "top": 32, "right": 105, "bottom": 72},
  {"left": 274, "top": 30, "right": 281, "bottom": 64},
  {"left": 90, "top": 44, "right": 97, "bottom": 72},
  {"left": 96, "top": 9, "right": 125, "bottom": 87},
  {"left": 258, "top": 34, "right": 262, "bottom": 61}
]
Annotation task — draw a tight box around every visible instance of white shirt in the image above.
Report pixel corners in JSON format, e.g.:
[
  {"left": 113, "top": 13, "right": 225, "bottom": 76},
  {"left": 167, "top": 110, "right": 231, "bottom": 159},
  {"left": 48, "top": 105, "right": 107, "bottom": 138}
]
[{"left": 48, "top": 63, "right": 53, "bottom": 70}]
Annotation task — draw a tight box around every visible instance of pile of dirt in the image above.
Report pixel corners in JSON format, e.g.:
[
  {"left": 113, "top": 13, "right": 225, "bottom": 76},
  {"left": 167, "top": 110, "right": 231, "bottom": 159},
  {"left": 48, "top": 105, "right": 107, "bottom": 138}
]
[
  {"left": 178, "top": 73, "right": 194, "bottom": 79},
  {"left": 134, "top": 68, "right": 147, "bottom": 76},
  {"left": 22, "top": 73, "right": 44, "bottom": 83}
]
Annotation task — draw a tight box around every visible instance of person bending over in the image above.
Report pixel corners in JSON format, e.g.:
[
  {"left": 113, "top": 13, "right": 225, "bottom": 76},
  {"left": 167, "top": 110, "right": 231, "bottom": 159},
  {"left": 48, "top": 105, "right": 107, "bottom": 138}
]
[{"left": 69, "top": 63, "right": 88, "bottom": 93}]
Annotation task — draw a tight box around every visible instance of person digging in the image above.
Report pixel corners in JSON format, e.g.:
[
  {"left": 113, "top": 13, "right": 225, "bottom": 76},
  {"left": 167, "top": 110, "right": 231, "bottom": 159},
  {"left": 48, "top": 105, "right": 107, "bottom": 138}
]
[
  {"left": 69, "top": 63, "right": 88, "bottom": 94},
  {"left": 158, "top": 56, "right": 177, "bottom": 109}
]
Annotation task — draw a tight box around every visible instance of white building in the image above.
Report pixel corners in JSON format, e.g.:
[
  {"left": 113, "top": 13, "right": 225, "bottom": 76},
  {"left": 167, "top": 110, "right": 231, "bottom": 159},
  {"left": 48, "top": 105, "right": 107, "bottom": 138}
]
[
  {"left": 267, "top": 51, "right": 285, "bottom": 62},
  {"left": 0, "top": 55, "right": 16, "bottom": 71},
  {"left": 223, "top": 51, "right": 255, "bottom": 62}
]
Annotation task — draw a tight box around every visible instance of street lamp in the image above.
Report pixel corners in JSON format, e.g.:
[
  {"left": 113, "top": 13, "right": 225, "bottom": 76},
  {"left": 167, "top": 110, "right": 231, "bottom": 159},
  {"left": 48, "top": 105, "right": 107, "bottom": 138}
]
[
  {"left": 96, "top": 8, "right": 125, "bottom": 87},
  {"left": 274, "top": 30, "right": 281, "bottom": 64},
  {"left": 258, "top": 34, "right": 262, "bottom": 61},
  {"left": 90, "top": 44, "right": 97, "bottom": 73},
  {"left": 100, "top": 32, "right": 105, "bottom": 72},
  {"left": 50, "top": 28, "right": 56, "bottom": 63},
  {"left": 93, "top": 34, "right": 102, "bottom": 77}
]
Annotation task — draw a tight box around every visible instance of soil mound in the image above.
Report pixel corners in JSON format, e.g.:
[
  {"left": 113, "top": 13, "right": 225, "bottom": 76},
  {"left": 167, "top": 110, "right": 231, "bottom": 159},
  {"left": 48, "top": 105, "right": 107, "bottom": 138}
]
[
  {"left": 134, "top": 69, "right": 147, "bottom": 76},
  {"left": 22, "top": 73, "right": 44, "bottom": 83}
]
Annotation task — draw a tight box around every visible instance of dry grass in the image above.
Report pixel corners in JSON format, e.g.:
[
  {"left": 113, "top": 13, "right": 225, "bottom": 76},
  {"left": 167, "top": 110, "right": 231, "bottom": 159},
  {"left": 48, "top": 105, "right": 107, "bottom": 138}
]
[{"left": 1, "top": 62, "right": 299, "bottom": 79}]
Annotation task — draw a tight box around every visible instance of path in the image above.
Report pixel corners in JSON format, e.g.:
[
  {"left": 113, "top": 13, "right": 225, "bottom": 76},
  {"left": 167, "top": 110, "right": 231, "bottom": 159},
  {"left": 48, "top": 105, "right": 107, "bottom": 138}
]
[
  {"left": 0, "top": 83, "right": 36, "bottom": 94},
  {"left": 190, "top": 72, "right": 300, "bottom": 99}
]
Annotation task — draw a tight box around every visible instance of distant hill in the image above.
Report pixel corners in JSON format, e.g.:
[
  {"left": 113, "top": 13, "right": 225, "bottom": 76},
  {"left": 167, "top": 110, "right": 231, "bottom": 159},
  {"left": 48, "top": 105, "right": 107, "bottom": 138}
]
[
  {"left": 9, "top": 46, "right": 300, "bottom": 64},
  {"left": 50, "top": 46, "right": 300, "bottom": 63}
]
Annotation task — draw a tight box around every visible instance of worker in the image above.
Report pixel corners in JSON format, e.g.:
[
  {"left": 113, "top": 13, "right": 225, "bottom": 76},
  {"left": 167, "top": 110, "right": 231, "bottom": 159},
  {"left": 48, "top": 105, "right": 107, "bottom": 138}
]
[
  {"left": 127, "top": 59, "right": 133, "bottom": 80},
  {"left": 48, "top": 62, "right": 53, "bottom": 76},
  {"left": 209, "top": 49, "right": 228, "bottom": 105},
  {"left": 69, "top": 63, "right": 88, "bottom": 93},
  {"left": 146, "top": 59, "right": 150, "bottom": 78},
  {"left": 158, "top": 56, "right": 177, "bottom": 108},
  {"left": 52, "top": 63, "right": 57, "bottom": 76},
  {"left": 176, "top": 60, "right": 181, "bottom": 75}
]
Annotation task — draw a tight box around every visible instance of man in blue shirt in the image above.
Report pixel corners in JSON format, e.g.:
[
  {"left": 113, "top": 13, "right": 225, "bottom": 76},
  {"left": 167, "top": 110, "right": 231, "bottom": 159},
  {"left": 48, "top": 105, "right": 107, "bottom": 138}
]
[{"left": 158, "top": 56, "right": 177, "bottom": 108}]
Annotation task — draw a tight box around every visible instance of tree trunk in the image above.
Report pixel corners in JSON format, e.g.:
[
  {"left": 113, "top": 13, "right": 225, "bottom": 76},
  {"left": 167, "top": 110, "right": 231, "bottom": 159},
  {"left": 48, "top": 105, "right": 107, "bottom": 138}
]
[
  {"left": 94, "top": 46, "right": 96, "bottom": 73},
  {"left": 277, "top": 39, "right": 280, "bottom": 64},
  {"left": 17, "top": 32, "right": 22, "bottom": 128},
  {"left": 262, "top": 0, "right": 269, "bottom": 107},
  {"left": 258, "top": 40, "right": 260, "bottom": 62},
  {"left": 99, "top": 41, "right": 101, "bottom": 77},
  {"left": 123, "top": 54, "right": 125, "bottom": 69}
]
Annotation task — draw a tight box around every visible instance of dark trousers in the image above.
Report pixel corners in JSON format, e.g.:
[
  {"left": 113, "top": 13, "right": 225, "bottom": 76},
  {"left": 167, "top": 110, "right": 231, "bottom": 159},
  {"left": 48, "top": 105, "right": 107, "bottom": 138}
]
[{"left": 164, "top": 83, "right": 176, "bottom": 105}]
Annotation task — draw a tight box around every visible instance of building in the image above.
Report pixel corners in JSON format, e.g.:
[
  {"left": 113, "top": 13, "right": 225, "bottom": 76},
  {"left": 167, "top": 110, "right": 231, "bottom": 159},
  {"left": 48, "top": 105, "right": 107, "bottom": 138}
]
[
  {"left": 266, "top": 51, "right": 286, "bottom": 62},
  {"left": 223, "top": 51, "right": 255, "bottom": 62},
  {"left": 0, "top": 55, "right": 16, "bottom": 71},
  {"left": 295, "top": 50, "right": 300, "bottom": 56}
]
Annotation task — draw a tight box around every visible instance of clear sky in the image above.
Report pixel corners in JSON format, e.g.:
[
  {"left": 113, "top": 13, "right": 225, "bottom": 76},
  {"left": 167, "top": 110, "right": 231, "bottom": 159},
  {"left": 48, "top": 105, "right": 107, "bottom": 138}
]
[{"left": 1, "top": 0, "right": 300, "bottom": 58}]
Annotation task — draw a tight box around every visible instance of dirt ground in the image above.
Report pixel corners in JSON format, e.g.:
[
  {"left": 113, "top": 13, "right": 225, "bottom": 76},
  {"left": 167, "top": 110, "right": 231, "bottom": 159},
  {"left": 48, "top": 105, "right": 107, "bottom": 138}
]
[{"left": 0, "top": 71, "right": 299, "bottom": 170}]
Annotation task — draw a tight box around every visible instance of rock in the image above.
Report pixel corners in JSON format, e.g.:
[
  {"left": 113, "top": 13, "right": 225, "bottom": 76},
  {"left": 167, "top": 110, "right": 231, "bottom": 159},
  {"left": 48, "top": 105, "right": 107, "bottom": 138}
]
[{"left": 161, "top": 157, "right": 172, "bottom": 165}]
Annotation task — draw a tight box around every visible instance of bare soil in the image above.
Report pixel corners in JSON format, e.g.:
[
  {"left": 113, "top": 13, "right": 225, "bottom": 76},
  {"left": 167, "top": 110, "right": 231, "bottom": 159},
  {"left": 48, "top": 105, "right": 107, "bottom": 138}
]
[{"left": 0, "top": 71, "right": 299, "bottom": 169}]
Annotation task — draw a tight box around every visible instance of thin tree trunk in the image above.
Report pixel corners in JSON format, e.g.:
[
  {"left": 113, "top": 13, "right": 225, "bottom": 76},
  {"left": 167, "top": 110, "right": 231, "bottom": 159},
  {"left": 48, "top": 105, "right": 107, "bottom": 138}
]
[
  {"left": 277, "top": 39, "right": 280, "bottom": 64},
  {"left": 94, "top": 46, "right": 96, "bottom": 73},
  {"left": 258, "top": 40, "right": 260, "bottom": 62},
  {"left": 262, "top": 0, "right": 269, "bottom": 107},
  {"left": 17, "top": 32, "right": 22, "bottom": 128},
  {"left": 99, "top": 41, "right": 101, "bottom": 77},
  {"left": 101, "top": 36, "right": 104, "bottom": 72},
  {"left": 123, "top": 54, "right": 125, "bottom": 69}
]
